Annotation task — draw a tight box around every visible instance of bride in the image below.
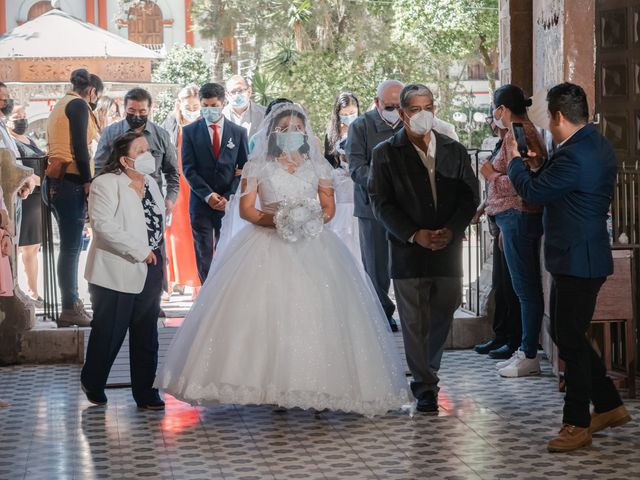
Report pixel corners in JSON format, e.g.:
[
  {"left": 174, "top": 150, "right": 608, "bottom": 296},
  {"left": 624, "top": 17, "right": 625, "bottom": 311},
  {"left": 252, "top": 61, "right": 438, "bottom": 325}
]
[{"left": 155, "top": 104, "right": 409, "bottom": 416}]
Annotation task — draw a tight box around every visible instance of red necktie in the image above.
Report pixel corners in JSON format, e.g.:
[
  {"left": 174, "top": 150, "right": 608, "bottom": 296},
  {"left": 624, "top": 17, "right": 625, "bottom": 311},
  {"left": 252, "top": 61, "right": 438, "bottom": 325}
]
[{"left": 210, "top": 123, "right": 220, "bottom": 159}]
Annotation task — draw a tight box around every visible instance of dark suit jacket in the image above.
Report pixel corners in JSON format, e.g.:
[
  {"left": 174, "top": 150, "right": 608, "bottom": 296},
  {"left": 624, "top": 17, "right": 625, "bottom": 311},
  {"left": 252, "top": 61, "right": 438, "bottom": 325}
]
[
  {"left": 346, "top": 109, "right": 402, "bottom": 219},
  {"left": 368, "top": 129, "right": 479, "bottom": 279},
  {"left": 508, "top": 123, "right": 617, "bottom": 278},
  {"left": 182, "top": 117, "right": 248, "bottom": 216}
]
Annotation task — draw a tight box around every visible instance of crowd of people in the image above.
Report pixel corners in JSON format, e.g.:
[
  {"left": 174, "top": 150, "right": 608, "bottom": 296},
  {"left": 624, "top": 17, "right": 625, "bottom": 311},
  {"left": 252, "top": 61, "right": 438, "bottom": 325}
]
[{"left": 0, "top": 68, "right": 632, "bottom": 452}]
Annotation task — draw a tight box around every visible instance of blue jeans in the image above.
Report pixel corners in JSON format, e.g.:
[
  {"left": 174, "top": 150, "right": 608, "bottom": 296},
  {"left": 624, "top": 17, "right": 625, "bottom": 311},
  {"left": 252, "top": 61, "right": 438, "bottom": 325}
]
[
  {"left": 43, "top": 177, "right": 86, "bottom": 310},
  {"left": 495, "top": 209, "right": 543, "bottom": 358}
]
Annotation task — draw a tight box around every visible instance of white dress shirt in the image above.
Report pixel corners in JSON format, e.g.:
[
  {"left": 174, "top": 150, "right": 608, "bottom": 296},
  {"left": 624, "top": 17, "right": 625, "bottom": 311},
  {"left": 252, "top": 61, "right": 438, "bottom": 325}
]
[{"left": 409, "top": 131, "right": 438, "bottom": 243}]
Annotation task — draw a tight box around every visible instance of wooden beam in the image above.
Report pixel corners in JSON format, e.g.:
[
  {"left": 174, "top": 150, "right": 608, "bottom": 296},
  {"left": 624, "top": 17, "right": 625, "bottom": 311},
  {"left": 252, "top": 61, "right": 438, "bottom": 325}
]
[
  {"left": 97, "top": 0, "right": 107, "bottom": 29},
  {"left": 86, "top": 0, "right": 95, "bottom": 24},
  {"left": 0, "top": 0, "right": 6, "bottom": 35},
  {"left": 185, "top": 0, "right": 194, "bottom": 45}
]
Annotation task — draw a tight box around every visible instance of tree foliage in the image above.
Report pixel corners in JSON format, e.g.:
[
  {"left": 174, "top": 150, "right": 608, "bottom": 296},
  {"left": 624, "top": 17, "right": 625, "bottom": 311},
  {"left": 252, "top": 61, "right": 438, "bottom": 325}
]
[
  {"left": 186, "top": 0, "right": 498, "bottom": 144},
  {"left": 151, "top": 44, "right": 212, "bottom": 123}
]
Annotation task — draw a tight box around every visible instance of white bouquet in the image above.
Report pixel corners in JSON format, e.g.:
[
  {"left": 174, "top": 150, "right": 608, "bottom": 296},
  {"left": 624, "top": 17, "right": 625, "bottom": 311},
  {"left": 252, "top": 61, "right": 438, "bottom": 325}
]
[{"left": 274, "top": 198, "right": 324, "bottom": 243}]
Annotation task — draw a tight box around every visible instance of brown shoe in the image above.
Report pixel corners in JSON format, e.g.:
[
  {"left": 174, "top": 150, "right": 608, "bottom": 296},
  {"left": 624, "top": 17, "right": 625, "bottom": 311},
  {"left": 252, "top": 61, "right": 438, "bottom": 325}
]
[
  {"left": 57, "top": 304, "right": 91, "bottom": 328},
  {"left": 590, "top": 405, "right": 631, "bottom": 434},
  {"left": 547, "top": 424, "right": 592, "bottom": 453}
]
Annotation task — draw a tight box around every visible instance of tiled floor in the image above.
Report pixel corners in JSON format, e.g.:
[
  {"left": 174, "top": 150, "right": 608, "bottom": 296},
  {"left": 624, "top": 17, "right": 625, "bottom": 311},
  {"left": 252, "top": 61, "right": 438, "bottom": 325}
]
[{"left": 1, "top": 350, "right": 638, "bottom": 480}]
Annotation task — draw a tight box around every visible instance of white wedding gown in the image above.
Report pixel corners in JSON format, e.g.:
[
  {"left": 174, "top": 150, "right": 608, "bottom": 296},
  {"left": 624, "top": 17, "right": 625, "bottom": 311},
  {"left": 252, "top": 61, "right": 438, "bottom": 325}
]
[
  {"left": 155, "top": 160, "right": 409, "bottom": 416},
  {"left": 327, "top": 162, "right": 362, "bottom": 266}
]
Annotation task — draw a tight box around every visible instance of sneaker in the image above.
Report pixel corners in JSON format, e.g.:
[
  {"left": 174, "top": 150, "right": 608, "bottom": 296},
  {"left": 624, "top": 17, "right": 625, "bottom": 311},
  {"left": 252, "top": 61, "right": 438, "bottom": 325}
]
[
  {"left": 29, "top": 296, "right": 44, "bottom": 308},
  {"left": 496, "top": 350, "right": 520, "bottom": 370},
  {"left": 548, "top": 424, "right": 591, "bottom": 452},
  {"left": 590, "top": 405, "right": 631, "bottom": 434},
  {"left": 498, "top": 351, "right": 540, "bottom": 377}
]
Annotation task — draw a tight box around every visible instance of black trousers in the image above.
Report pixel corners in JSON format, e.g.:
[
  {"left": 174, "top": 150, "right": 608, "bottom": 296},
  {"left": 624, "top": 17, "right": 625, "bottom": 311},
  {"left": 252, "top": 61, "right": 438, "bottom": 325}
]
[
  {"left": 491, "top": 230, "right": 522, "bottom": 349},
  {"left": 190, "top": 207, "right": 222, "bottom": 283},
  {"left": 550, "top": 274, "right": 623, "bottom": 427},
  {"left": 81, "top": 249, "right": 164, "bottom": 404}
]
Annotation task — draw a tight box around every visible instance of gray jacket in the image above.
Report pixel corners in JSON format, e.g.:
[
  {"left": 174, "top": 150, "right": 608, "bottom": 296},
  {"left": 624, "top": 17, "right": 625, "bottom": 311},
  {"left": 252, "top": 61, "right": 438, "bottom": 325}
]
[
  {"left": 345, "top": 109, "right": 401, "bottom": 219},
  {"left": 222, "top": 101, "right": 266, "bottom": 139}
]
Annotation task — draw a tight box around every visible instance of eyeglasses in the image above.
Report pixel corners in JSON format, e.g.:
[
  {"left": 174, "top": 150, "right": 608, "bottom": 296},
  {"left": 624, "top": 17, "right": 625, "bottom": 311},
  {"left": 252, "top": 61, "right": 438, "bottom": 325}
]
[
  {"left": 382, "top": 104, "right": 400, "bottom": 111},
  {"left": 229, "top": 88, "right": 248, "bottom": 95}
]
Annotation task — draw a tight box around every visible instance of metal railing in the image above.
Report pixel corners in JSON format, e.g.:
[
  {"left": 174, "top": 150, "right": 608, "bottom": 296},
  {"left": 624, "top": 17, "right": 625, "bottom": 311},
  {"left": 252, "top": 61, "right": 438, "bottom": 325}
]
[{"left": 462, "top": 149, "right": 494, "bottom": 315}]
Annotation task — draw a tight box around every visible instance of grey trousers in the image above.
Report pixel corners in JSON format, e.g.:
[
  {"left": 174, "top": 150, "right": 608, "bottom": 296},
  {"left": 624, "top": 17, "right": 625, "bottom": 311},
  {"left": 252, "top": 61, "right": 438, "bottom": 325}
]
[
  {"left": 393, "top": 276, "right": 461, "bottom": 399},
  {"left": 358, "top": 217, "right": 395, "bottom": 319}
]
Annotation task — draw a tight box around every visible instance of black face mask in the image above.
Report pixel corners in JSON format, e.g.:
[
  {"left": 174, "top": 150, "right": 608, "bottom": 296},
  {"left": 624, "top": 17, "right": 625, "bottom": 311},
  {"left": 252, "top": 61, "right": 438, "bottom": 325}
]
[
  {"left": 126, "top": 113, "right": 147, "bottom": 130},
  {"left": 1, "top": 98, "right": 14, "bottom": 116},
  {"left": 12, "top": 118, "right": 28, "bottom": 135}
]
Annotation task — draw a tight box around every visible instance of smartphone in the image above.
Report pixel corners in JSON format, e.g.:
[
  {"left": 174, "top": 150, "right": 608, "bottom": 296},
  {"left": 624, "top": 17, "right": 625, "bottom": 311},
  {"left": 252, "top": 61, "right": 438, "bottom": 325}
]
[{"left": 511, "top": 122, "right": 529, "bottom": 158}]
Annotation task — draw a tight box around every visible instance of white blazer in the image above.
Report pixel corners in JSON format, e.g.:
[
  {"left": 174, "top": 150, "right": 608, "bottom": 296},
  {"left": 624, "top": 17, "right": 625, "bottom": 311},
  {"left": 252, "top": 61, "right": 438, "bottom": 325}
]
[{"left": 85, "top": 172, "right": 165, "bottom": 294}]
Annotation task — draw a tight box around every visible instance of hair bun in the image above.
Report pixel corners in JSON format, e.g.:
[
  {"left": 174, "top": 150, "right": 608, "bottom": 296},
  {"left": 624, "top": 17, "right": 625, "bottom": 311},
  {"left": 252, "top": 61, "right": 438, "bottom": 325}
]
[
  {"left": 525, "top": 98, "right": 533, "bottom": 107},
  {"left": 70, "top": 68, "right": 90, "bottom": 89}
]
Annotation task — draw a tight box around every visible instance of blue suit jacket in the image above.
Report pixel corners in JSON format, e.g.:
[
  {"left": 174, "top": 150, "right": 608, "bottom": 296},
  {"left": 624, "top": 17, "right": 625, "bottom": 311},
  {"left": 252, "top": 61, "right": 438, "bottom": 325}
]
[
  {"left": 181, "top": 117, "right": 248, "bottom": 215},
  {"left": 508, "top": 123, "right": 617, "bottom": 278}
]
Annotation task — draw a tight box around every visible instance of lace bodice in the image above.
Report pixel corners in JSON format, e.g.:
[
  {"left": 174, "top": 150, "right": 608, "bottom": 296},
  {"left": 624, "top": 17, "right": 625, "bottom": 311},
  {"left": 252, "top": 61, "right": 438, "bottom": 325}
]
[{"left": 253, "top": 160, "right": 333, "bottom": 213}]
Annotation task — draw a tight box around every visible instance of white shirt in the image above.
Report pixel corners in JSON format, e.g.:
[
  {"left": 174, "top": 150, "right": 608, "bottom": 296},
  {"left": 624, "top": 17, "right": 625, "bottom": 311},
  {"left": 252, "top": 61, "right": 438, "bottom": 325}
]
[
  {"left": 204, "top": 116, "right": 226, "bottom": 204},
  {"left": 557, "top": 124, "right": 587, "bottom": 148},
  {"left": 409, "top": 131, "right": 437, "bottom": 243},
  {"left": 229, "top": 104, "right": 252, "bottom": 134},
  {"left": 0, "top": 119, "right": 20, "bottom": 162}
]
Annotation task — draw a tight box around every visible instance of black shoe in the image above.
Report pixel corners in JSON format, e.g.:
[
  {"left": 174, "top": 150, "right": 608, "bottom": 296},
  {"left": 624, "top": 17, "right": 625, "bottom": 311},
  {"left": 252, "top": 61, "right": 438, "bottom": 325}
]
[
  {"left": 473, "top": 339, "right": 504, "bottom": 355},
  {"left": 416, "top": 391, "right": 438, "bottom": 414},
  {"left": 388, "top": 318, "right": 399, "bottom": 332},
  {"left": 81, "top": 383, "right": 107, "bottom": 406},
  {"left": 136, "top": 390, "right": 165, "bottom": 411},
  {"left": 158, "top": 308, "right": 167, "bottom": 318},
  {"left": 488, "top": 344, "right": 515, "bottom": 359}
]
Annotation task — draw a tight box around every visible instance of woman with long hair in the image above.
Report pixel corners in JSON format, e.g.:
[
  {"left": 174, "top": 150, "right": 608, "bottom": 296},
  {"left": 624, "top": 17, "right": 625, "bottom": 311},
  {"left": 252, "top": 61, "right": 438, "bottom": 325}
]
[
  {"left": 324, "top": 92, "right": 362, "bottom": 263},
  {"left": 161, "top": 85, "right": 202, "bottom": 299},
  {"left": 94, "top": 96, "right": 121, "bottom": 133}
]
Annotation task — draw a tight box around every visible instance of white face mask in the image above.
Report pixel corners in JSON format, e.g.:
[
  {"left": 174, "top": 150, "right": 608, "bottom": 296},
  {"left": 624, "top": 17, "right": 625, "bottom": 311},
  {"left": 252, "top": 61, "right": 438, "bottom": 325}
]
[
  {"left": 408, "top": 110, "right": 434, "bottom": 136},
  {"left": 181, "top": 108, "right": 201, "bottom": 122},
  {"left": 380, "top": 108, "right": 400, "bottom": 126},
  {"left": 493, "top": 107, "right": 507, "bottom": 130},
  {"left": 127, "top": 151, "right": 155, "bottom": 175}
]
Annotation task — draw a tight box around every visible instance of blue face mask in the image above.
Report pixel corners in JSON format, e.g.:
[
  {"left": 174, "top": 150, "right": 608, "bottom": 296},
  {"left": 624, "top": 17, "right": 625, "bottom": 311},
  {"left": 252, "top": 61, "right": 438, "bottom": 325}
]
[
  {"left": 231, "top": 94, "right": 249, "bottom": 109},
  {"left": 339, "top": 114, "right": 357, "bottom": 126},
  {"left": 201, "top": 106, "right": 222, "bottom": 123},
  {"left": 276, "top": 132, "right": 306, "bottom": 153}
]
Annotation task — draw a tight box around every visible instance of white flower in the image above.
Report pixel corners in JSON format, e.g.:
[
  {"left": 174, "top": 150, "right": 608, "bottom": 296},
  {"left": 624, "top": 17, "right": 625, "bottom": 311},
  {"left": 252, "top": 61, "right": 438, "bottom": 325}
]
[
  {"left": 274, "top": 198, "right": 324, "bottom": 243},
  {"left": 226, "top": 139, "right": 235, "bottom": 149}
]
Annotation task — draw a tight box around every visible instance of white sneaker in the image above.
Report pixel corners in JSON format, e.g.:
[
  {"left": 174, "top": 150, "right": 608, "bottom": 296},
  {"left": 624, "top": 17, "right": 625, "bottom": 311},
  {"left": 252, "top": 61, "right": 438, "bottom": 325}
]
[
  {"left": 496, "top": 351, "right": 520, "bottom": 370},
  {"left": 498, "top": 352, "right": 541, "bottom": 378}
]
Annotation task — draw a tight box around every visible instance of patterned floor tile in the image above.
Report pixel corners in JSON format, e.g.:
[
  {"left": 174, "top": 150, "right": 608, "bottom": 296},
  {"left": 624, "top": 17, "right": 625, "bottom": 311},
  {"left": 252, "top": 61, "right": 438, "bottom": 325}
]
[{"left": 1, "top": 350, "right": 639, "bottom": 479}]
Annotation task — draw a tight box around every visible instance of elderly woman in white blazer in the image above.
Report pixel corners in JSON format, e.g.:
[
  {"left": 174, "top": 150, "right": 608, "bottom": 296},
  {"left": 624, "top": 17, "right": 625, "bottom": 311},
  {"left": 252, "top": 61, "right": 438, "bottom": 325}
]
[{"left": 81, "top": 131, "right": 166, "bottom": 410}]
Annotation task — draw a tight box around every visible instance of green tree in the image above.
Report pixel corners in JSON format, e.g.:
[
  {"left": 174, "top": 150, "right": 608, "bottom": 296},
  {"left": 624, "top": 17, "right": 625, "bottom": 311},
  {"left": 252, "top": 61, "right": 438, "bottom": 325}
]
[{"left": 151, "top": 44, "right": 212, "bottom": 123}]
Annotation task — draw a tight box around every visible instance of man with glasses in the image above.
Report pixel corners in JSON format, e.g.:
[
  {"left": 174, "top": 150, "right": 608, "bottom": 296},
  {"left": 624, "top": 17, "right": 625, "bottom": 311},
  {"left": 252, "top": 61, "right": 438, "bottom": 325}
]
[
  {"left": 346, "top": 79, "right": 404, "bottom": 332},
  {"left": 222, "top": 75, "right": 266, "bottom": 138}
]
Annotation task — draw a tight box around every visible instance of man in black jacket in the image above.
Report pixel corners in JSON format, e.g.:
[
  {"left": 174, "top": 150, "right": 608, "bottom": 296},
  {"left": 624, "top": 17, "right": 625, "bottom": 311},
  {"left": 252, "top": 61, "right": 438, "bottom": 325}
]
[{"left": 368, "top": 84, "right": 478, "bottom": 413}]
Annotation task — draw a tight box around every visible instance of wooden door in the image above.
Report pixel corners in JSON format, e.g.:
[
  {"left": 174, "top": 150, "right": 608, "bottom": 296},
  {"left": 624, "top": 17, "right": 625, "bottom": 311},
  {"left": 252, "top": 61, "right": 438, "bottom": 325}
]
[{"left": 128, "top": 0, "right": 164, "bottom": 46}]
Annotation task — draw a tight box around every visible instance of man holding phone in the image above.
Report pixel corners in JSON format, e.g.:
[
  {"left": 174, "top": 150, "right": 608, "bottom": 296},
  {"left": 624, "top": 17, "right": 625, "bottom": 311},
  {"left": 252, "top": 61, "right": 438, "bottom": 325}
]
[{"left": 508, "top": 82, "right": 630, "bottom": 453}]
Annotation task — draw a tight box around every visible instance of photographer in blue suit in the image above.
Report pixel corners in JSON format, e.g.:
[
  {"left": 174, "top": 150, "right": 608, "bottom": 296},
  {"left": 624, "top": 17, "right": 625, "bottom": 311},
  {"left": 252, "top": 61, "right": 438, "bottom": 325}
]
[
  {"left": 507, "top": 83, "right": 630, "bottom": 453},
  {"left": 182, "top": 83, "right": 249, "bottom": 282}
]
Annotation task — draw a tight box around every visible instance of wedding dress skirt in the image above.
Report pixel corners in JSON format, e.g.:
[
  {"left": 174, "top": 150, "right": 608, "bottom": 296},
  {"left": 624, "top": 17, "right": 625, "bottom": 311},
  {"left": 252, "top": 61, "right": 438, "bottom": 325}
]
[{"left": 155, "top": 225, "right": 409, "bottom": 416}]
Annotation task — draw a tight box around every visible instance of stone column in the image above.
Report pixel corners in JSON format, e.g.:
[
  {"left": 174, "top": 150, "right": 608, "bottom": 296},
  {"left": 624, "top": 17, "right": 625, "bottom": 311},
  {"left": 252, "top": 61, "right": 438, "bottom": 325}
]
[
  {"left": 0, "top": 148, "right": 35, "bottom": 365},
  {"left": 499, "top": 0, "right": 533, "bottom": 94}
]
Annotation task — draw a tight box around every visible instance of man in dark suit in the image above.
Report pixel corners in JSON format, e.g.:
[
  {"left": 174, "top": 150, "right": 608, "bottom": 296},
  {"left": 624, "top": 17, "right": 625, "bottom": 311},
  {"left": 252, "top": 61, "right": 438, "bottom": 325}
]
[
  {"left": 346, "top": 80, "right": 404, "bottom": 331},
  {"left": 182, "top": 83, "right": 249, "bottom": 282},
  {"left": 508, "top": 82, "right": 630, "bottom": 453},
  {"left": 369, "top": 84, "right": 478, "bottom": 413}
]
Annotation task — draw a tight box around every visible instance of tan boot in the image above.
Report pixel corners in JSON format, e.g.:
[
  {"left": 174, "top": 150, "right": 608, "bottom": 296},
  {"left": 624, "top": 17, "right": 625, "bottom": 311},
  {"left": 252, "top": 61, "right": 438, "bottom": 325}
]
[
  {"left": 590, "top": 405, "right": 631, "bottom": 434},
  {"left": 547, "top": 424, "right": 592, "bottom": 453},
  {"left": 57, "top": 301, "right": 91, "bottom": 328}
]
